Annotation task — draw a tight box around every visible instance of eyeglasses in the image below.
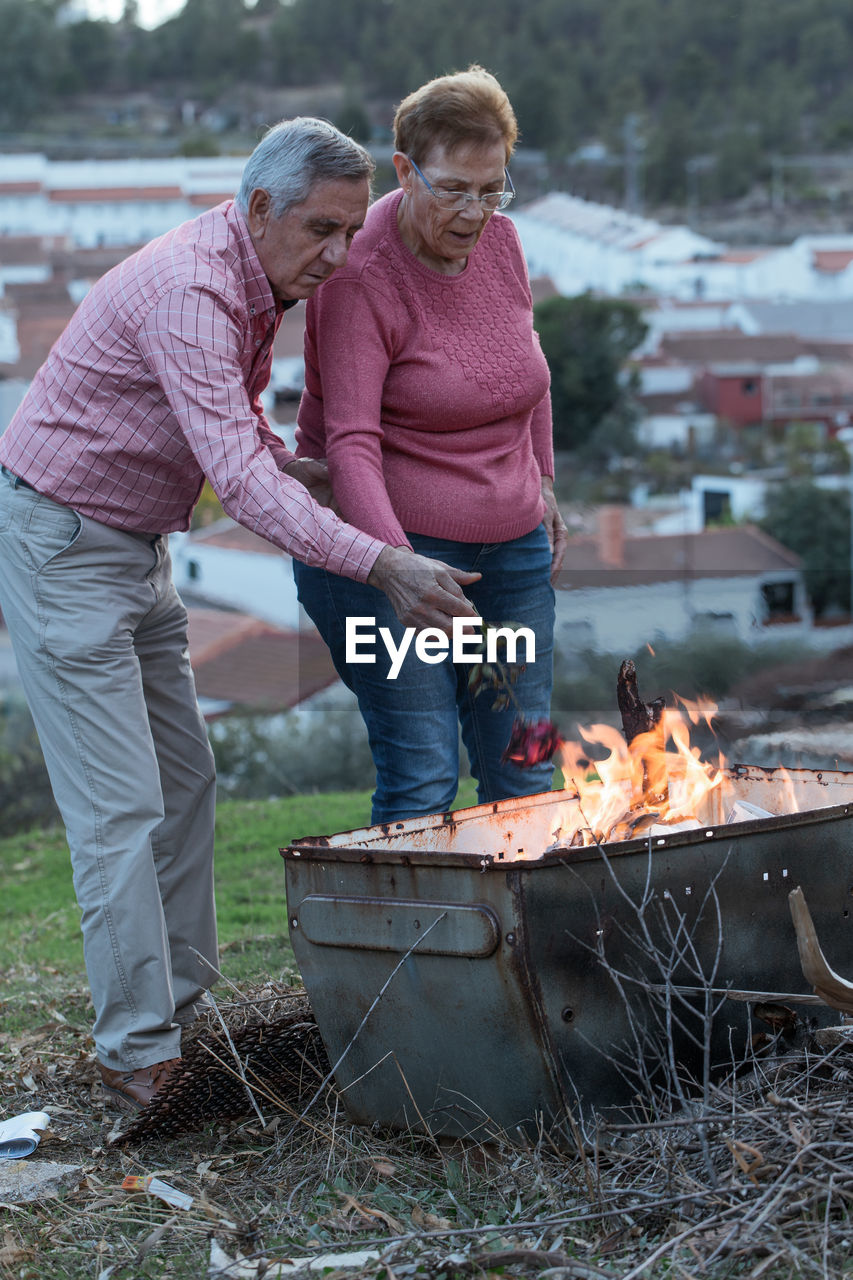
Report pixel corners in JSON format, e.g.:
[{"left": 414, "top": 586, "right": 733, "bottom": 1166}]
[{"left": 407, "top": 157, "right": 516, "bottom": 212}]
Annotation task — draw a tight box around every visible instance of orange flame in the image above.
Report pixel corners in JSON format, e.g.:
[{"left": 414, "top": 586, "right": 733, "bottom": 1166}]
[
  {"left": 553, "top": 699, "right": 727, "bottom": 847},
  {"left": 775, "top": 765, "right": 802, "bottom": 815}
]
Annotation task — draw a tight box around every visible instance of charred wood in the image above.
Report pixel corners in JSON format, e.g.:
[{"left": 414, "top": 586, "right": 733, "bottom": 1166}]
[{"left": 617, "top": 658, "right": 665, "bottom": 745}]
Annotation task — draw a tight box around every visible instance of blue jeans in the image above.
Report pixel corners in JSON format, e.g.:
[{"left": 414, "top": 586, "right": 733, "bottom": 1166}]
[{"left": 293, "top": 525, "right": 555, "bottom": 823}]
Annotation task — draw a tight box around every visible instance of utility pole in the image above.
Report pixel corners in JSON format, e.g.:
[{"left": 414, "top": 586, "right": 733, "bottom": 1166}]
[
  {"left": 685, "top": 156, "right": 716, "bottom": 227},
  {"left": 771, "top": 156, "right": 785, "bottom": 212},
  {"left": 838, "top": 427, "right": 853, "bottom": 622},
  {"left": 686, "top": 157, "right": 699, "bottom": 227},
  {"left": 623, "top": 114, "right": 643, "bottom": 215}
]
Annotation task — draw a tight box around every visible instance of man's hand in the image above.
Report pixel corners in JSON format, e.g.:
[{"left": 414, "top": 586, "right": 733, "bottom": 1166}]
[
  {"left": 541, "top": 475, "right": 568, "bottom": 583},
  {"left": 284, "top": 457, "right": 339, "bottom": 513},
  {"left": 368, "top": 546, "right": 481, "bottom": 631}
]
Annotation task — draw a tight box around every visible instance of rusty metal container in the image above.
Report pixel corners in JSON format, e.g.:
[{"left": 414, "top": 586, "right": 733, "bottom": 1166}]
[{"left": 281, "top": 765, "right": 853, "bottom": 1141}]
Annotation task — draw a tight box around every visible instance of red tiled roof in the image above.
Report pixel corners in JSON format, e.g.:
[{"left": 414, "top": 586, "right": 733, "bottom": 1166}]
[
  {"left": 48, "top": 186, "right": 183, "bottom": 203},
  {"left": 50, "top": 243, "right": 141, "bottom": 278},
  {"left": 638, "top": 391, "right": 702, "bottom": 414},
  {"left": 770, "top": 368, "right": 853, "bottom": 391},
  {"left": 0, "top": 236, "right": 49, "bottom": 265},
  {"left": 558, "top": 524, "right": 801, "bottom": 588},
  {"left": 5, "top": 280, "right": 72, "bottom": 305},
  {"left": 660, "top": 331, "right": 805, "bottom": 364},
  {"left": 186, "top": 607, "right": 338, "bottom": 715},
  {"left": 188, "top": 521, "right": 284, "bottom": 556},
  {"left": 652, "top": 300, "right": 732, "bottom": 310},
  {"left": 812, "top": 250, "right": 853, "bottom": 274},
  {"left": 2, "top": 282, "right": 76, "bottom": 378},
  {"left": 187, "top": 192, "right": 233, "bottom": 206},
  {"left": 716, "top": 249, "right": 769, "bottom": 263}
]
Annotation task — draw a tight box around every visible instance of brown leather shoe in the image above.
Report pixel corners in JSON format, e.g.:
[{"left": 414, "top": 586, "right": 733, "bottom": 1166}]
[{"left": 97, "top": 1058, "right": 181, "bottom": 1111}]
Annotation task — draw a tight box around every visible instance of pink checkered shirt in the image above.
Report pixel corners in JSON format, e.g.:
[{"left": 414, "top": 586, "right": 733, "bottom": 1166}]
[{"left": 0, "top": 200, "right": 383, "bottom": 582}]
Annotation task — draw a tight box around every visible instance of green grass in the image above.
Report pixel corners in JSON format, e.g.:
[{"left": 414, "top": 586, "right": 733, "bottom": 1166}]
[
  {"left": 1, "top": 781, "right": 849, "bottom": 1280},
  {"left": 0, "top": 782, "right": 482, "bottom": 990},
  {"left": 0, "top": 791, "right": 369, "bottom": 982}
]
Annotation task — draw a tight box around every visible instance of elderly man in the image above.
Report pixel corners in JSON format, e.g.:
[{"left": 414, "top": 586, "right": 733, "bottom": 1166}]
[{"left": 0, "top": 118, "right": 478, "bottom": 1112}]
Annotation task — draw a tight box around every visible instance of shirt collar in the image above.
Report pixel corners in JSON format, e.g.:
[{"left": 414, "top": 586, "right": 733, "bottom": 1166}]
[{"left": 227, "top": 200, "right": 278, "bottom": 319}]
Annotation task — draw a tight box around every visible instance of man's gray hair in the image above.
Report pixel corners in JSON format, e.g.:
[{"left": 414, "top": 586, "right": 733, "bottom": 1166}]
[{"left": 236, "top": 117, "right": 374, "bottom": 218}]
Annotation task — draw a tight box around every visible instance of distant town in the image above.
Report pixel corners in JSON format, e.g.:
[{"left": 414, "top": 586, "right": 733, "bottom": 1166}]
[{"left": 2, "top": 145, "right": 853, "bottom": 772}]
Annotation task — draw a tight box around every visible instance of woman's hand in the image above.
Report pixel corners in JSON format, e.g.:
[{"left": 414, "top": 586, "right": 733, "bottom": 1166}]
[
  {"left": 540, "top": 476, "right": 568, "bottom": 583},
  {"left": 283, "top": 457, "right": 340, "bottom": 514}
]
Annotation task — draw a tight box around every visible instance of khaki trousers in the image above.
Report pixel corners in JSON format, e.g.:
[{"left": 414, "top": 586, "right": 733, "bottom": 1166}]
[{"left": 0, "top": 472, "right": 218, "bottom": 1069}]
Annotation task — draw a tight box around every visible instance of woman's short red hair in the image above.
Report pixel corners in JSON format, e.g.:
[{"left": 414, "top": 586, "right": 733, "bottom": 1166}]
[{"left": 393, "top": 65, "right": 518, "bottom": 166}]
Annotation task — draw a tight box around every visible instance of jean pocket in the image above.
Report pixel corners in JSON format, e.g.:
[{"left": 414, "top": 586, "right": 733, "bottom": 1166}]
[{"left": 28, "top": 506, "right": 83, "bottom": 572}]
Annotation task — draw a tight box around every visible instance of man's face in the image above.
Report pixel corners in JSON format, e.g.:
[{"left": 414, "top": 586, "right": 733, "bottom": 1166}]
[{"left": 247, "top": 177, "right": 370, "bottom": 302}]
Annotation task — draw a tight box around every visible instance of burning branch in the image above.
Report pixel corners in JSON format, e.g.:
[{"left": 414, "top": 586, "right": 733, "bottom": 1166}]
[
  {"left": 616, "top": 658, "right": 665, "bottom": 745},
  {"left": 504, "top": 656, "right": 729, "bottom": 851}
]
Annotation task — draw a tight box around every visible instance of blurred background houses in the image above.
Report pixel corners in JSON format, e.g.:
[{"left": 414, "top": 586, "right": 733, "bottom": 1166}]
[{"left": 4, "top": 0, "right": 853, "bottom": 808}]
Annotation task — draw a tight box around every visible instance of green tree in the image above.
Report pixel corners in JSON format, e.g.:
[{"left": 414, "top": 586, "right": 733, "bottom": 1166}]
[
  {"left": 713, "top": 128, "right": 765, "bottom": 201},
  {"left": 534, "top": 294, "right": 647, "bottom": 457},
  {"left": 147, "top": 0, "right": 256, "bottom": 85},
  {"left": 760, "top": 479, "right": 851, "bottom": 618},
  {"left": 644, "top": 107, "right": 693, "bottom": 205},
  {"left": 64, "top": 19, "right": 117, "bottom": 92},
  {"left": 0, "top": 0, "right": 65, "bottom": 126},
  {"left": 335, "top": 95, "right": 372, "bottom": 143}
]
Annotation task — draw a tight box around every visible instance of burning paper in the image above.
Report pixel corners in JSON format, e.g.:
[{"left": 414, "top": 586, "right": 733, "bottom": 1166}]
[
  {"left": 550, "top": 702, "right": 727, "bottom": 847},
  {"left": 512, "top": 662, "right": 802, "bottom": 849}
]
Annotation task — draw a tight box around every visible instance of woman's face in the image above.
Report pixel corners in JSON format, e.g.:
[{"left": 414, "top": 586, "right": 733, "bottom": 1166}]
[{"left": 393, "top": 137, "right": 508, "bottom": 274}]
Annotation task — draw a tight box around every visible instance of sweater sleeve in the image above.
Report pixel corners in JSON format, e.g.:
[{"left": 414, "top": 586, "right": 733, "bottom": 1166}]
[
  {"left": 504, "top": 219, "right": 555, "bottom": 478},
  {"left": 305, "top": 274, "right": 412, "bottom": 548},
  {"left": 255, "top": 407, "right": 296, "bottom": 471},
  {"left": 531, "top": 385, "right": 555, "bottom": 478}
]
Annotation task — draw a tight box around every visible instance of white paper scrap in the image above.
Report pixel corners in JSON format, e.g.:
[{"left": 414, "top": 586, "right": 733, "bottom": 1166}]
[
  {"left": 647, "top": 819, "right": 703, "bottom": 837},
  {"left": 209, "top": 1240, "right": 382, "bottom": 1277},
  {"left": 0, "top": 1111, "right": 51, "bottom": 1159},
  {"left": 726, "top": 800, "right": 774, "bottom": 825},
  {"left": 122, "top": 1173, "right": 193, "bottom": 1210}
]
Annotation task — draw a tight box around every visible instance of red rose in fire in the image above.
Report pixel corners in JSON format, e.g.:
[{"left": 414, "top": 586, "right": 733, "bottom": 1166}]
[{"left": 502, "top": 717, "right": 564, "bottom": 767}]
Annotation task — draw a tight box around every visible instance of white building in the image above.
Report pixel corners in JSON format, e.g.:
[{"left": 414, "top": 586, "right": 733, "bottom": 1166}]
[
  {"left": 0, "top": 153, "right": 248, "bottom": 249},
  {"left": 636, "top": 299, "right": 736, "bottom": 356},
  {"left": 512, "top": 192, "right": 723, "bottom": 298},
  {"left": 8, "top": 156, "right": 853, "bottom": 303},
  {"left": 636, "top": 410, "right": 717, "bottom": 452},
  {"left": 512, "top": 193, "right": 853, "bottom": 303},
  {"left": 555, "top": 511, "right": 809, "bottom": 655},
  {"left": 170, "top": 519, "right": 301, "bottom": 630}
]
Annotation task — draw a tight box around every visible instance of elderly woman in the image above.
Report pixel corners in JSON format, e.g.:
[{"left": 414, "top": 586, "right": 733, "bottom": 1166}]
[{"left": 293, "top": 66, "right": 567, "bottom": 823}]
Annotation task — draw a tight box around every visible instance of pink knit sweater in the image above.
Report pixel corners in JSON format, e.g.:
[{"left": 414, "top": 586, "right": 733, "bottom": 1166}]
[{"left": 296, "top": 189, "right": 554, "bottom": 547}]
